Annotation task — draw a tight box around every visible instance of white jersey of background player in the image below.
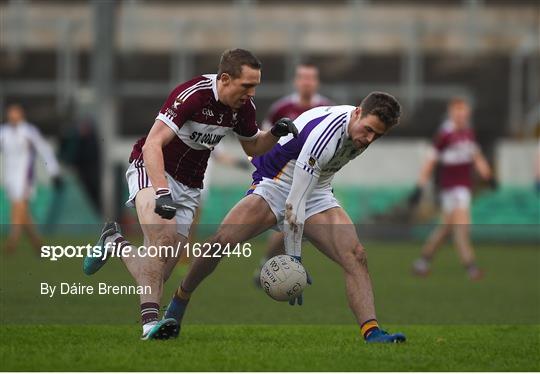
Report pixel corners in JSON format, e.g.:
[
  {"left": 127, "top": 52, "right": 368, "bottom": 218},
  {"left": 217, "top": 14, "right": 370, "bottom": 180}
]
[
  {"left": 0, "top": 106, "right": 60, "bottom": 201},
  {"left": 0, "top": 104, "right": 61, "bottom": 255}
]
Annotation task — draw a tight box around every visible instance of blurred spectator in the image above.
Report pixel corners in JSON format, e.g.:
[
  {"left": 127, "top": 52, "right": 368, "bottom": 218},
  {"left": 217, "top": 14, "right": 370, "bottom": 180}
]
[
  {"left": 59, "top": 116, "right": 102, "bottom": 214},
  {"left": 0, "top": 104, "right": 62, "bottom": 254},
  {"left": 261, "top": 61, "right": 333, "bottom": 130},
  {"left": 409, "top": 98, "right": 496, "bottom": 281}
]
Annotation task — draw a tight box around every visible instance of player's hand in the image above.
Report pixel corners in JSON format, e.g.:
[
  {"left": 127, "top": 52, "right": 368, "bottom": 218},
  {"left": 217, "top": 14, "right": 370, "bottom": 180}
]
[
  {"left": 288, "top": 255, "right": 312, "bottom": 306},
  {"left": 154, "top": 188, "right": 176, "bottom": 220},
  {"left": 285, "top": 203, "right": 300, "bottom": 232},
  {"left": 408, "top": 185, "right": 422, "bottom": 206},
  {"left": 271, "top": 118, "right": 298, "bottom": 138},
  {"left": 52, "top": 175, "right": 64, "bottom": 191}
]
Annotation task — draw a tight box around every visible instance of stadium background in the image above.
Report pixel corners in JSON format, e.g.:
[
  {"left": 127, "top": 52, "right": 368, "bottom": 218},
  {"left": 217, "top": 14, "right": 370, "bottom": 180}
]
[{"left": 0, "top": 0, "right": 539, "bottom": 371}]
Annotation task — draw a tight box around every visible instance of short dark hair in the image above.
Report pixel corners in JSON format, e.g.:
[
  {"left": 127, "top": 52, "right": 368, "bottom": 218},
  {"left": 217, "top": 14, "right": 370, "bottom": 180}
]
[
  {"left": 360, "top": 92, "right": 401, "bottom": 128},
  {"left": 217, "top": 49, "right": 261, "bottom": 79}
]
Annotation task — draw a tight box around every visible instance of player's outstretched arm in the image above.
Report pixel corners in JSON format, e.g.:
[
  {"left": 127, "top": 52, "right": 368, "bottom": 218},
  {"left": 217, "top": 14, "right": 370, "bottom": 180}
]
[
  {"left": 473, "top": 150, "right": 495, "bottom": 186},
  {"left": 284, "top": 165, "right": 319, "bottom": 258},
  {"left": 239, "top": 118, "right": 298, "bottom": 156},
  {"left": 28, "top": 125, "right": 61, "bottom": 178}
]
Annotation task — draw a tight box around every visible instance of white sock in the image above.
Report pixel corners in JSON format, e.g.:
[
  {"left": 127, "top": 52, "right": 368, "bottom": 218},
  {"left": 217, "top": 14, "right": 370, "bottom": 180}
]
[
  {"left": 413, "top": 257, "right": 430, "bottom": 272},
  {"left": 142, "top": 321, "right": 158, "bottom": 335}
]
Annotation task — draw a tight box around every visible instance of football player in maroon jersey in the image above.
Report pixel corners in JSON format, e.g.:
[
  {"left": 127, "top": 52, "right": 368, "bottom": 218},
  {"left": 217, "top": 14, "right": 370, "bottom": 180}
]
[
  {"left": 83, "top": 49, "right": 297, "bottom": 340},
  {"left": 410, "top": 98, "right": 496, "bottom": 280}
]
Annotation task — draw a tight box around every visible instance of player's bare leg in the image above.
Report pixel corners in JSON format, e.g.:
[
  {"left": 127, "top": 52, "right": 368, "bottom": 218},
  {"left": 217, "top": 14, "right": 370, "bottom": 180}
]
[
  {"left": 22, "top": 210, "right": 43, "bottom": 254},
  {"left": 253, "top": 231, "right": 285, "bottom": 287},
  {"left": 304, "top": 207, "right": 405, "bottom": 343},
  {"left": 5, "top": 200, "right": 26, "bottom": 254},
  {"left": 116, "top": 188, "right": 186, "bottom": 339},
  {"left": 412, "top": 213, "right": 452, "bottom": 276},
  {"left": 304, "top": 207, "right": 376, "bottom": 324},
  {"left": 164, "top": 194, "right": 276, "bottom": 324},
  {"left": 5, "top": 200, "right": 42, "bottom": 254},
  {"left": 451, "top": 207, "right": 482, "bottom": 280},
  {"left": 84, "top": 187, "right": 185, "bottom": 339},
  {"left": 265, "top": 231, "right": 286, "bottom": 258},
  {"left": 182, "top": 194, "right": 276, "bottom": 292},
  {"left": 123, "top": 187, "right": 186, "bottom": 303}
]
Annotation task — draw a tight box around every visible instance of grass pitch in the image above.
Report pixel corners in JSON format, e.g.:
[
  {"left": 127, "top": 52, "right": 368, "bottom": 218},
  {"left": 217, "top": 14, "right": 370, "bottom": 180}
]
[
  {"left": 1, "top": 325, "right": 538, "bottom": 371},
  {"left": 1, "top": 235, "right": 539, "bottom": 371}
]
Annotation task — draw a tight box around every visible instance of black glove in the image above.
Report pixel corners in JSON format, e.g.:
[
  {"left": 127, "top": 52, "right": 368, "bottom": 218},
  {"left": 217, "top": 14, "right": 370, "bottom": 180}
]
[
  {"left": 52, "top": 175, "right": 64, "bottom": 191},
  {"left": 271, "top": 117, "right": 298, "bottom": 138},
  {"left": 408, "top": 185, "right": 423, "bottom": 206},
  {"left": 154, "top": 188, "right": 176, "bottom": 220},
  {"left": 487, "top": 177, "right": 498, "bottom": 190}
]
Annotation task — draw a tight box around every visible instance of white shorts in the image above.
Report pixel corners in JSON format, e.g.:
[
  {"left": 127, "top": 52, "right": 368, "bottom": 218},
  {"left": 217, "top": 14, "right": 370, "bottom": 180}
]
[
  {"left": 249, "top": 177, "right": 340, "bottom": 229},
  {"left": 125, "top": 160, "right": 201, "bottom": 237},
  {"left": 440, "top": 186, "right": 471, "bottom": 214},
  {"left": 3, "top": 177, "right": 35, "bottom": 201}
]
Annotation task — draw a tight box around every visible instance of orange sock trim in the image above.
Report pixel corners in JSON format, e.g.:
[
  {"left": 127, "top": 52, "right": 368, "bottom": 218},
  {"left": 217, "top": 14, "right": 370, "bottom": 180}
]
[
  {"left": 175, "top": 285, "right": 191, "bottom": 301},
  {"left": 360, "top": 319, "right": 379, "bottom": 338}
]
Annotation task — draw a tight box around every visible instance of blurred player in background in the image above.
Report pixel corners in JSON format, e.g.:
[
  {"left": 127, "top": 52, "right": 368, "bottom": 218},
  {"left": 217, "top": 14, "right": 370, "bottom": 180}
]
[
  {"left": 0, "top": 104, "right": 62, "bottom": 254},
  {"left": 254, "top": 62, "right": 333, "bottom": 283},
  {"left": 409, "top": 98, "right": 496, "bottom": 280},
  {"left": 83, "top": 49, "right": 298, "bottom": 340},
  {"left": 261, "top": 62, "right": 332, "bottom": 131},
  {"left": 165, "top": 92, "right": 406, "bottom": 343}
]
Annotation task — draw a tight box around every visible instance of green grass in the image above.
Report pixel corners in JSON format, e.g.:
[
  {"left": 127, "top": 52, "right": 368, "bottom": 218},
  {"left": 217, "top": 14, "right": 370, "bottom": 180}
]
[
  {"left": 1, "top": 325, "right": 538, "bottom": 371},
  {"left": 1, "top": 236, "right": 539, "bottom": 371}
]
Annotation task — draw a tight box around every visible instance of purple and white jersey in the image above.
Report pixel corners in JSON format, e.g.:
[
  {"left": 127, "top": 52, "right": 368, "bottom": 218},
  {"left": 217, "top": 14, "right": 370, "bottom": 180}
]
[
  {"left": 251, "top": 105, "right": 366, "bottom": 189},
  {"left": 0, "top": 121, "right": 60, "bottom": 200}
]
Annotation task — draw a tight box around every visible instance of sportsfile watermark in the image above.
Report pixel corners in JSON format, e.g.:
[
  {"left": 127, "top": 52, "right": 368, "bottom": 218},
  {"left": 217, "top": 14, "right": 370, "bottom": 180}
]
[
  {"left": 2, "top": 223, "right": 538, "bottom": 325},
  {"left": 40, "top": 242, "right": 253, "bottom": 261}
]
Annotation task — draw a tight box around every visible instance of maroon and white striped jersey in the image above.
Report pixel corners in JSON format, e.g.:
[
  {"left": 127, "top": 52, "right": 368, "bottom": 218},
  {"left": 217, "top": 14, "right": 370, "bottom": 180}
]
[
  {"left": 129, "top": 74, "right": 259, "bottom": 188},
  {"left": 430, "top": 120, "right": 479, "bottom": 190}
]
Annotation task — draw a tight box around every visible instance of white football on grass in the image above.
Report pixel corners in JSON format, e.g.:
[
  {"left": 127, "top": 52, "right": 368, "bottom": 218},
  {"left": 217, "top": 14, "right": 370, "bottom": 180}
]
[{"left": 260, "top": 255, "right": 307, "bottom": 301}]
